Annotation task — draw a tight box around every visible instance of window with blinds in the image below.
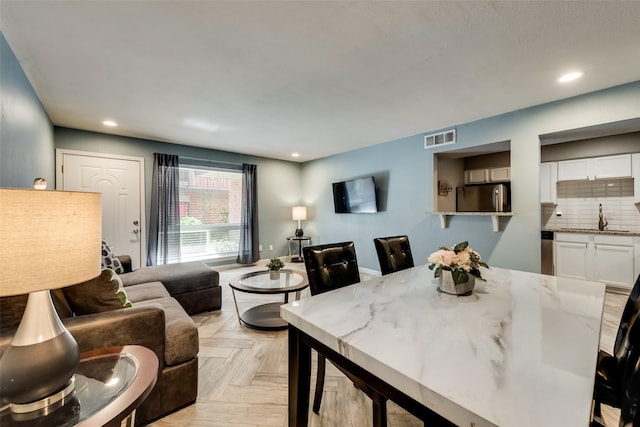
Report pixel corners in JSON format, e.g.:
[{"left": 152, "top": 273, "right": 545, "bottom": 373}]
[{"left": 177, "top": 161, "right": 243, "bottom": 262}]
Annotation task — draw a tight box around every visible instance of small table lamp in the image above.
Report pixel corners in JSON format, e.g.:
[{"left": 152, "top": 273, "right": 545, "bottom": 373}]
[
  {"left": 0, "top": 188, "right": 101, "bottom": 413},
  {"left": 292, "top": 206, "right": 307, "bottom": 237}
]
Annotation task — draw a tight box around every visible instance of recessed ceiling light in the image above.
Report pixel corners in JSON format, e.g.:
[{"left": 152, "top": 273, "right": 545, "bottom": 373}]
[
  {"left": 557, "top": 71, "right": 583, "bottom": 83},
  {"left": 292, "top": 153, "right": 300, "bottom": 158},
  {"left": 102, "top": 120, "right": 118, "bottom": 127}
]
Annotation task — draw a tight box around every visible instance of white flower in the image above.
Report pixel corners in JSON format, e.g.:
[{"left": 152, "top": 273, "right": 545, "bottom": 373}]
[{"left": 427, "top": 241, "right": 489, "bottom": 284}]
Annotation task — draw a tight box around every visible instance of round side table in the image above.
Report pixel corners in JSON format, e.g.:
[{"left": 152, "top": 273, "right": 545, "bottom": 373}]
[{"left": 0, "top": 345, "right": 158, "bottom": 427}]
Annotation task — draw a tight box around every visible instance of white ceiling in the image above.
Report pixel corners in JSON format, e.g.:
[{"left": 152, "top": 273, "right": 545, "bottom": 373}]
[{"left": 1, "top": 1, "right": 639, "bottom": 162}]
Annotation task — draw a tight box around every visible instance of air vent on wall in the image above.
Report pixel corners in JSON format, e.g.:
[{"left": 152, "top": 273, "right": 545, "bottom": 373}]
[{"left": 424, "top": 129, "right": 456, "bottom": 149}]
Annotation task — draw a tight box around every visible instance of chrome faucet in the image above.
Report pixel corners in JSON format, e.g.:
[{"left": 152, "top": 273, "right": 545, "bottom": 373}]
[{"left": 598, "top": 203, "right": 608, "bottom": 231}]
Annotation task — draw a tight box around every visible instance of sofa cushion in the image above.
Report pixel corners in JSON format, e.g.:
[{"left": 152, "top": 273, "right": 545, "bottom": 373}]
[
  {"left": 133, "top": 297, "right": 199, "bottom": 365},
  {"left": 101, "top": 240, "right": 125, "bottom": 274},
  {"left": 63, "top": 269, "right": 132, "bottom": 315},
  {"left": 0, "top": 289, "right": 72, "bottom": 333},
  {"left": 125, "top": 282, "right": 171, "bottom": 303},
  {"left": 119, "top": 261, "right": 219, "bottom": 296}
]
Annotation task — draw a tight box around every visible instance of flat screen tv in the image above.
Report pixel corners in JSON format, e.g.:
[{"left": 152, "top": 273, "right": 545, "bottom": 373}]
[{"left": 332, "top": 176, "right": 378, "bottom": 213}]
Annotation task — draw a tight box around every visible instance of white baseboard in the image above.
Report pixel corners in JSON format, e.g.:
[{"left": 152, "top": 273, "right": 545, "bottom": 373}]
[{"left": 360, "top": 267, "right": 382, "bottom": 278}]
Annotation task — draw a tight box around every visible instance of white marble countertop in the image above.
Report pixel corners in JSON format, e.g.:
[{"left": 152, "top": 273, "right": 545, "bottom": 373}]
[
  {"left": 543, "top": 227, "right": 640, "bottom": 236},
  {"left": 280, "top": 266, "right": 606, "bottom": 427},
  {"left": 434, "top": 211, "right": 514, "bottom": 216}
]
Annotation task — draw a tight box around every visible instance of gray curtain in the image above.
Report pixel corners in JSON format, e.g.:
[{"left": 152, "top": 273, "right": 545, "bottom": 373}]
[
  {"left": 236, "top": 163, "right": 260, "bottom": 264},
  {"left": 147, "top": 153, "right": 181, "bottom": 265}
]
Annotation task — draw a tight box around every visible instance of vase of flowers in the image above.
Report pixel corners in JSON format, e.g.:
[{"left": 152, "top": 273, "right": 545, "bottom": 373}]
[
  {"left": 266, "top": 257, "right": 285, "bottom": 280},
  {"left": 428, "top": 241, "right": 488, "bottom": 295}
]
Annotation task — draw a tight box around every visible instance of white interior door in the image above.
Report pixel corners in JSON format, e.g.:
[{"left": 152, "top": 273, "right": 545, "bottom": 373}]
[{"left": 56, "top": 149, "right": 145, "bottom": 270}]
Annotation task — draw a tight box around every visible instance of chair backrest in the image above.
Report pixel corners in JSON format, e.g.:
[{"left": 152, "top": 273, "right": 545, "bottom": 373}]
[
  {"left": 373, "top": 235, "right": 414, "bottom": 275},
  {"left": 303, "top": 241, "right": 360, "bottom": 296},
  {"left": 615, "top": 274, "right": 640, "bottom": 355},
  {"left": 619, "top": 320, "right": 640, "bottom": 427},
  {"left": 613, "top": 311, "right": 640, "bottom": 405},
  {"left": 620, "top": 356, "right": 640, "bottom": 427}
]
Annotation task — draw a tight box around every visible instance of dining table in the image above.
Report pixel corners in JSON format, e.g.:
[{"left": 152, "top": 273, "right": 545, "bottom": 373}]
[{"left": 280, "top": 265, "right": 607, "bottom": 427}]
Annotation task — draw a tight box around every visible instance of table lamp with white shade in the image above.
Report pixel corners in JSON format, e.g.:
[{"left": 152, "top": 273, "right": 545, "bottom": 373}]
[
  {"left": 292, "top": 206, "right": 307, "bottom": 237},
  {"left": 0, "top": 188, "right": 101, "bottom": 413}
]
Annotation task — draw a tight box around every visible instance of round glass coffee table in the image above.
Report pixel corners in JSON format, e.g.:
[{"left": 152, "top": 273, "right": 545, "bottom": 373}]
[{"left": 229, "top": 269, "right": 307, "bottom": 330}]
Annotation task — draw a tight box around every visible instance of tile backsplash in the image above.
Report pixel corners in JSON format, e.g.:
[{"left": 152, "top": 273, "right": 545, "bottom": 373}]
[{"left": 542, "top": 178, "right": 640, "bottom": 232}]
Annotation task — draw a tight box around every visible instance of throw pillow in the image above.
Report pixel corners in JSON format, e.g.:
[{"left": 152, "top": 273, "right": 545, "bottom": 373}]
[
  {"left": 101, "top": 240, "right": 125, "bottom": 274},
  {"left": 63, "top": 269, "right": 132, "bottom": 315}
]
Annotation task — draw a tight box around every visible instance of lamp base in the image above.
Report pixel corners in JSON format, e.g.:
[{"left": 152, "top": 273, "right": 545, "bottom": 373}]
[
  {"left": 9, "top": 377, "right": 75, "bottom": 416},
  {"left": 295, "top": 228, "right": 304, "bottom": 237},
  {"left": 0, "top": 291, "right": 80, "bottom": 409}
]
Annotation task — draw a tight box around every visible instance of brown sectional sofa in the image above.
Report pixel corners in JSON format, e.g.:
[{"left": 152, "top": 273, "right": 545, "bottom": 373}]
[
  {"left": 0, "top": 260, "right": 220, "bottom": 425},
  {"left": 118, "top": 257, "right": 222, "bottom": 315}
]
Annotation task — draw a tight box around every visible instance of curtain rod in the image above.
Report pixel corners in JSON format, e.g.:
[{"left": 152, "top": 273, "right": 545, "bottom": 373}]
[{"left": 178, "top": 156, "right": 244, "bottom": 167}]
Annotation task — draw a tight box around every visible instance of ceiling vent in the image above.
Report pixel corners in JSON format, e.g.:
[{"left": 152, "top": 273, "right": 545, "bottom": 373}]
[{"left": 424, "top": 129, "right": 456, "bottom": 149}]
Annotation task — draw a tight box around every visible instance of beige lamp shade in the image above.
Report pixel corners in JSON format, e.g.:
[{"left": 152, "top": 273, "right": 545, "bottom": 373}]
[
  {"left": 0, "top": 189, "right": 102, "bottom": 296},
  {"left": 292, "top": 206, "right": 307, "bottom": 221}
]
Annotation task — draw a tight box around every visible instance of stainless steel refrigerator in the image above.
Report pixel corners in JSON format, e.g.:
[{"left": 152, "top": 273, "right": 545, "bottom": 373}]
[{"left": 456, "top": 184, "right": 510, "bottom": 212}]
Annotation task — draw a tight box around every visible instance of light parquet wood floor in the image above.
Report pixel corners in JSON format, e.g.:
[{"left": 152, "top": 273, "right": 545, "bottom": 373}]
[{"left": 148, "top": 262, "right": 625, "bottom": 427}]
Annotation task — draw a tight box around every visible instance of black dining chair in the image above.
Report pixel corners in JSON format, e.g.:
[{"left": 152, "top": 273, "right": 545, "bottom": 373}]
[
  {"left": 373, "top": 235, "right": 415, "bottom": 275},
  {"left": 303, "top": 241, "right": 388, "bottom": 427},
  {"left": 619, "top": 355, "right": 640, "bottom": 427},
  {"left": 594, "top": 274, "right": 640, "bottom": 422},
  {"left": 593, "top": 314, "right": 640, "bottom": 427}
]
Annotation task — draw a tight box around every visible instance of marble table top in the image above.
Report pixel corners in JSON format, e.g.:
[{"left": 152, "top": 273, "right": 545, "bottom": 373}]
[{"left": 280, "top": 265, "right": 606, "bottom": 427}]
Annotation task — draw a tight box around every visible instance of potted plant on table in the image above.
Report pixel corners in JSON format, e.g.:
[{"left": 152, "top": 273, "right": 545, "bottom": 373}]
[
  {"left": 266, "top": 257, "right": 285, "bottom": 280},
  {"left": 428, "top": 241, "right": 488, "bottom": 295}
]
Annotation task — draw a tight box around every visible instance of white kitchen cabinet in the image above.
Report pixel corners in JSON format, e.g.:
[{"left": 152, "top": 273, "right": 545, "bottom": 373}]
[
  {"left": 490, "top": 167, "right": 510, "bottom": 182},
  {"left": 594, "top": 242, "right": 635, "bottom": 288},
  {"left": 555, "top": 232, "right": 636, "bottom": 289},
  {"left": 465, "top": 169, "right": 489, "bottom": 184},
  {"left": 464, "top": 167, "right": 510, "bottom": 184},
  {"left": 540, "top": 162, "right": 557, "bottom": 204},
  {"left": 557, "top": 154, "right": 632, "bottom": 181},
  {"left": 555, "top": 234, "right": 589, "bottom": 280},
  {"left": 557, "top": 158, "right": 594, "bottom": 181},
  {"left": 594, "top": 154, "right": 632, "bottom": 179}
]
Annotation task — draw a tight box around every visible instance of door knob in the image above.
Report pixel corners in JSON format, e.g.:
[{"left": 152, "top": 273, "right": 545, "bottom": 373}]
[
  {"left": 132, "top": 229, "right": 139, "bottom": 234},
  {"left": 133, "top": 220, "right": 139, "bottom": 226}
]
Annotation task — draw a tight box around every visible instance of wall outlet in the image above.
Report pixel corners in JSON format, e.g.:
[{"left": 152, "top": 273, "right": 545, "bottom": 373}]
[
  {"left": 269, "top": 244, "right": 273, "bottom": 251},
  {"left": 259, "top": 244, "right": 263, "bottom": 251}
]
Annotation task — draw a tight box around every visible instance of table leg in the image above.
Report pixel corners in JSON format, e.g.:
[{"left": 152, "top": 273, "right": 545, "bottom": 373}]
[
  {"left": 230, "top": 288, "right": 241, "bottom": 325},
  {"left": 288, "top": 325, "right": 311, "bottom": 427},
  {"left": 121, "top": 411, "right": 136, "bottom": 427}
]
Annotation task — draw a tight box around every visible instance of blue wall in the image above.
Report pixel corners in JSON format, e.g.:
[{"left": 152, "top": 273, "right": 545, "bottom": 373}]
[
  {"left": 301, "top": 81, "right": 640, "bottom": 272},
  {"left": 0, "top": 32, "right": 54, "bottom": 188}
]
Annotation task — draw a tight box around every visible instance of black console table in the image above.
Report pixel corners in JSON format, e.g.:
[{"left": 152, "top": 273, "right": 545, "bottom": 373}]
[{"left": 286, "top": 236, "right": 311, "bottom": 262}]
